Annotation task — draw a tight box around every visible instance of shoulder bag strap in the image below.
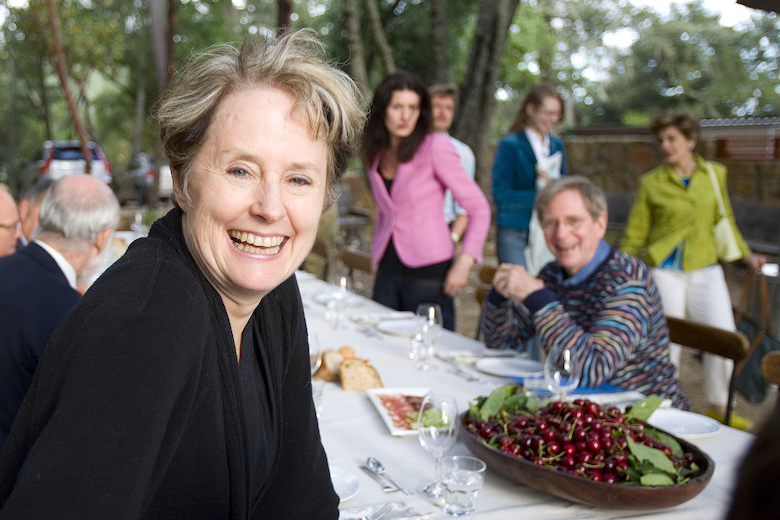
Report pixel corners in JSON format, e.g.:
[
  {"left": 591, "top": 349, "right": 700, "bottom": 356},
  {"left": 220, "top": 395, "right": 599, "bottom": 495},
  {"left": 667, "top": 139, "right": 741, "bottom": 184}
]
[{"left": 705, "top": 161, "right": 728, "bottom": 219}]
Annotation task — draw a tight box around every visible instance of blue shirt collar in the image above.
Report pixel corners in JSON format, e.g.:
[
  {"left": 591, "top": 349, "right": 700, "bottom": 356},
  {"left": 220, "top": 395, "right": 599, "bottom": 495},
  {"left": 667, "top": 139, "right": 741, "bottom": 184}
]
[{"left": 562, "top": 239, "right": 612, "bottom": 286}]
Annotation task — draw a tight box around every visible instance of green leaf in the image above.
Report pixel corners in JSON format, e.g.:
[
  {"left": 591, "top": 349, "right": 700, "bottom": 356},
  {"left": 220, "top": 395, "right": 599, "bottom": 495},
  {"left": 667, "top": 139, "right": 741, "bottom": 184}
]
[
  {"left": 627, "top": 437, "right": 675, "bottom": 474},
  {"left": 645, "top": 427, "right": 684, "bottom": 457},
  {"left": 524, "top": 396, "right": 546, "bottom": 413},
  {"left": 625, "top": 396, "right": 663, "bottom": 422},
  {"left": 640, "top": 473, "right": 674, "bottom": 486},
  {"left": 501, "top": 393, "right": 528, "bottom": 413},
  {"left": 468, "top": 402, "right": 480, "bottom": 420},
  {"left": 479, "top": 385, "right": 516, "bottom": 422}
]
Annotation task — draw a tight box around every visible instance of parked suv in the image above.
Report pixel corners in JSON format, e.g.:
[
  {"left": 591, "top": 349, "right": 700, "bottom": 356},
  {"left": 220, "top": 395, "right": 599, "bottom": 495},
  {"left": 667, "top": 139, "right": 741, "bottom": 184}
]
[
  {"left": 114, "top": 153, "right": 173, "bottom": 205},
  {"left": 29, "top": 140, "right": 112, "bottom": 185}
]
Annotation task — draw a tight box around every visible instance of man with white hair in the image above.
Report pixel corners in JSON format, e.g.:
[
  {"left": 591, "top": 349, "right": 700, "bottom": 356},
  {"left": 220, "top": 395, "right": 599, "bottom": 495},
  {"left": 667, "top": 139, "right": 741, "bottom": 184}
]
[
  {"left": 0, "top": 174, "right": 119, "bottom": 451},
  {"left": 0, "top": 184, "right": 22, "bottom": 258}
]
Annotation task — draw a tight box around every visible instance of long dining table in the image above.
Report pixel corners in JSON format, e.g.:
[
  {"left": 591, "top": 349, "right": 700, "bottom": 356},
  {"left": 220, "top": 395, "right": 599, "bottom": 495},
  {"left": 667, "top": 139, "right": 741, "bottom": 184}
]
[{"left": 298, "top": 275, "right": 755, "bottom": 519}]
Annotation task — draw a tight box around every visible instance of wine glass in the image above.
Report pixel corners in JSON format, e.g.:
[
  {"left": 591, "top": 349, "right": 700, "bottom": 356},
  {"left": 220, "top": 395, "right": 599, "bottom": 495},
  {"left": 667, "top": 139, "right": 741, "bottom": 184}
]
[
  {"left": 326, "top": 275, "right": 352, "bottom": 329},
  {"left": 544, "top": 345, "right": 581, "bottom": 400},
  {"left": 417, "top": 392, "right": 458, "bottom": 497},
  {"left": 414, "top": 303, "right": 443, "bottom": 366}
]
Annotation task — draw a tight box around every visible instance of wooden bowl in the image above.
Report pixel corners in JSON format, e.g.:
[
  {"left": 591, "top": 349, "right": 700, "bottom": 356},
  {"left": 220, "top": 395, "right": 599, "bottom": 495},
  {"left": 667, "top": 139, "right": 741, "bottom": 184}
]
[{"left": 458, "top": 412, "right": 714, "bottom": 510}]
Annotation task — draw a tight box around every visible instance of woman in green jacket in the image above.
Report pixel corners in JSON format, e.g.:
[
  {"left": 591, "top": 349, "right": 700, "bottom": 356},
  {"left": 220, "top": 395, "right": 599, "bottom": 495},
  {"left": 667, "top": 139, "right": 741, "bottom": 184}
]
[{"left": 621, "top": 111, "right": 764, "bottom": 429}]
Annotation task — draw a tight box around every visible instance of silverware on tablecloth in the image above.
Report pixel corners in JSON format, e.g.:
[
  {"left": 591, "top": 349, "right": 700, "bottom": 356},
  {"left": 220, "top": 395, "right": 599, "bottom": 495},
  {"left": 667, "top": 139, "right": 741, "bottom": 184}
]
[
  {"left": 366, "top": 457, "right": 414, "bottom": 496},
  {"left": 359, "top": 465, "right": 399, "bottom": 493},
  {"left": 439, "top": 357, "right": 489, "bottom": 384},
  {"left": 359, "top": 502, "right": 395, "bottom": 520},
  {"left": 357, "top": 325, "right": 384, "bottom": 340}
]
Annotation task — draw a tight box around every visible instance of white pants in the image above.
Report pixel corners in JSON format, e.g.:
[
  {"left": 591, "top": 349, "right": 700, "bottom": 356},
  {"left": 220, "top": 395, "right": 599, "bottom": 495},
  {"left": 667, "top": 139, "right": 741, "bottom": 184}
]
[{"left": 651, "top": 265, "right": 734, "bottom": 408}]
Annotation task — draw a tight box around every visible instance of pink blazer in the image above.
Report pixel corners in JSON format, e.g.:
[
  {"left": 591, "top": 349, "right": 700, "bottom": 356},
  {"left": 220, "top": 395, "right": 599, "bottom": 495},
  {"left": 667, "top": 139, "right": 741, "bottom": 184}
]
[{"left": 368, "top": 133, "right": 490, "bottom": 268}]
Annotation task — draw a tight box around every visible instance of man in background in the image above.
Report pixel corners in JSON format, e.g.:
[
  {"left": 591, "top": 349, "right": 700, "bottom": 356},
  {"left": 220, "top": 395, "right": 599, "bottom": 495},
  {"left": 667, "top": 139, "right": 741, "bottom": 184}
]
[
  {"left": 429, "top": 84, "right": 476, "bottom": 246},
  {"left": 0, "top": 184, "right": 22, "bottom": 258},
  {"left": 16, "top": 178, "right": 55, "bottom": 249},
  {"left": 0, "top": 174, "right": 120, "bottom": 451}
]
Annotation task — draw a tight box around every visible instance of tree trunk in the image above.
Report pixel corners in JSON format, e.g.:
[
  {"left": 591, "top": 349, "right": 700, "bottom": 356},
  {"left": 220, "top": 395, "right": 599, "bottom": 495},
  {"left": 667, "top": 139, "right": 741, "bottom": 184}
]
[
  {"left": 7, "top": 53, "right": 18, "bottom": 195},
  {"left": 430, "top": 0, "right": 448, "bottom": 85},
  {"left": 278, "top": 0, "right": 293, "bottom": 30},
  {"left": 451, "top": 0, "right": 520, "bottom": 187},
  {"left": 343, "top": 0, "right": 369, "bottom": 91},
  {"left": 167, "top": 0, "right": 178, "bottom": 78},
  {"left": 38, "top": 57, "right": 52, "bottom": 141},
  {"left": 45, "top": 0, "right": 91, "bottom": 174},
  {"left": 131, "top": 65, "right": 147, "bottom": 159},
  {"left": 365, "top": 0, "right": 396, "bottom": 75}
]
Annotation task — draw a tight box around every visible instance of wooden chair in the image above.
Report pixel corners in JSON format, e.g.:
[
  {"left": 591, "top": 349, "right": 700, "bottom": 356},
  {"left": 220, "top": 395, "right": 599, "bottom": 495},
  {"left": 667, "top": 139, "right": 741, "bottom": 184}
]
[
  {"left": 340, "top": 249, "right": 373, "bottom": 288},
  {"left": 665, "top": 316, "right": 750, "bottom": 426},
  {"left": 307, "top": 238, "right": 331, "bottom": 281},
  {"left": 479, "top": 266, "right": 497, "bottom": 285},
  {"left": 761, "top": 351, "right": 780, "bottom": 386}
]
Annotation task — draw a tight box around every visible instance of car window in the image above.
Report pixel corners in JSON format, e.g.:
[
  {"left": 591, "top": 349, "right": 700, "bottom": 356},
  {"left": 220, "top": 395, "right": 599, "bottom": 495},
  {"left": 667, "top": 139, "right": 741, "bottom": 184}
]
[{"left": 53, "top": 146, "right": 99, "bottom": 161}]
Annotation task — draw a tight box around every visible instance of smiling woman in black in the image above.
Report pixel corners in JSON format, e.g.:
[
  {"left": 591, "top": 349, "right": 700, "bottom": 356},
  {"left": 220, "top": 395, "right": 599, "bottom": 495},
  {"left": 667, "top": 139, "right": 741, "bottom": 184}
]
[{"left": 0, "top": 31, "right": 365, "bottom": 519}]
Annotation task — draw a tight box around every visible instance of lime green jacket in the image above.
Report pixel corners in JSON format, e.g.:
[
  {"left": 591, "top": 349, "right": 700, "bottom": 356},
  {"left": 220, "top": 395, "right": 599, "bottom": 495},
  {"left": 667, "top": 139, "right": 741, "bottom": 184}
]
[{"left": 620, "top": 156, "right": 751, "bottom": 271}]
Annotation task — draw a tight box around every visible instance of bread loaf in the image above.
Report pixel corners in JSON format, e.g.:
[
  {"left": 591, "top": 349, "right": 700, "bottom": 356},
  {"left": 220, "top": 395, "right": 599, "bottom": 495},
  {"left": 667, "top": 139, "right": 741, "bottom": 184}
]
[
  {"left": 313, "top": 350, "right": 344, "bottom": 381},
  {"left": 340, "top": 358, "right": 384, "bottom": 391},
  {"left": 338, "top": 346, "right": 355, "bottom": 360}
]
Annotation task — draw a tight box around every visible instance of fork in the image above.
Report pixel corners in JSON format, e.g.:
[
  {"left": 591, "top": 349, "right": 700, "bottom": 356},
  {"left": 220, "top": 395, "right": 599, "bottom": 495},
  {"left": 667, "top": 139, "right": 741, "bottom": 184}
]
[{"left": 360, "top": 502, "right": 395, "bottom": 520}]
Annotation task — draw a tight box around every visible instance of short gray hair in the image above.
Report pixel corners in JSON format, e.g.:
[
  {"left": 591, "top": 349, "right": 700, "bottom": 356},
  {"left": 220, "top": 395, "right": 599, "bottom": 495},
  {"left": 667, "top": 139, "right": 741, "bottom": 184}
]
[
  {"left": 535, "top": 176, "right": 607, "bottom": 221},
  {"left": 35, "top": 175, "right": 120, "bottom": 251},
  {"left": 153, "top": 29, "right": 366, "bottom": 208},
  {"left": 21, "top": 178, "right": 55, "bottom": 204}
]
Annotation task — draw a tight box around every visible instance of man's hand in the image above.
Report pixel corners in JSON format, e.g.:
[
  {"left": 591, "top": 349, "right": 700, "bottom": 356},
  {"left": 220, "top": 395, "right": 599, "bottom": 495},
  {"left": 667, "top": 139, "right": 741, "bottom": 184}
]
[
  {"left": 443, "top": 254, "right": 475, "bottom": 297},
  {"left": 492, "top": 263, "right": 545, "bottom": 303}
]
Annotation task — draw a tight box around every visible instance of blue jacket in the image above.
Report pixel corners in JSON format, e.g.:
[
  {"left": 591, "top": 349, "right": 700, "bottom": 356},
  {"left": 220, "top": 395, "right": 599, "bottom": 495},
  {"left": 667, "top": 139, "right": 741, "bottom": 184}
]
[
  {"left": 0, "top": 243, "right": 80, "bottom": 451},
  {"left": 491, "top": 131, "right": 567, "bottom": 231}
]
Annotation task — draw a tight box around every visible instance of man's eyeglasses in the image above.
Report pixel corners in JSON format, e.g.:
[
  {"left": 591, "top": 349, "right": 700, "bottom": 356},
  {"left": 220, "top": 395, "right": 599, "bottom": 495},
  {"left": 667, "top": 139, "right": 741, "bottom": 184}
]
[
  {"left": 540, "top": 216, "right": 588, "bottom": 233},
  {"left": 0, "top": 221, "right": 20, "bottom": 233}
]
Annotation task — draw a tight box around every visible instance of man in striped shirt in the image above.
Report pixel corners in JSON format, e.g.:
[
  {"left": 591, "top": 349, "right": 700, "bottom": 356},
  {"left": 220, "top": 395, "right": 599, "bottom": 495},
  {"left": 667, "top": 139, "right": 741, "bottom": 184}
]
[{"left": 481, "top": 177, "right": 688, "bottom": 408}]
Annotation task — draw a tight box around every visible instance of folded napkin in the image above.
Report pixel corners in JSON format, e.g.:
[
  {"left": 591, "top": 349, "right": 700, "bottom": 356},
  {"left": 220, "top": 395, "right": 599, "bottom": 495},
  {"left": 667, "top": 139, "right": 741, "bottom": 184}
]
[
  {"left": 339, "top": 502, "right": 434, "bottom": 520},
  {"left": 350, "top": 312, "right": 415, "bottom": 326}
]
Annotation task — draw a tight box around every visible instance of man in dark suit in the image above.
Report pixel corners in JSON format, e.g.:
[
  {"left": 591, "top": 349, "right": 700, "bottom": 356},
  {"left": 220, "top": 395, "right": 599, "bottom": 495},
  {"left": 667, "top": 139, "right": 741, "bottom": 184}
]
[
  {"left": 0, "top": 184, "right": 21, "bottom": 258},
  {"left": 0, "top": 174, "right": 120, "bottom": 451},
  {"left": 16, "top": 178, "right": 55, "bottom": 250}
]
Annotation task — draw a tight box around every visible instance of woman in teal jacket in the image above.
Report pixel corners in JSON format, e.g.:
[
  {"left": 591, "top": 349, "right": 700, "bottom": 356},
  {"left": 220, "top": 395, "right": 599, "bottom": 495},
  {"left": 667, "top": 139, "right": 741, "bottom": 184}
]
[
  {"left": 621, "top": 111, "right": 764, "bottom": 429},
  {"left": 491, "top": 83, "right": 567, "bottom": 266}
]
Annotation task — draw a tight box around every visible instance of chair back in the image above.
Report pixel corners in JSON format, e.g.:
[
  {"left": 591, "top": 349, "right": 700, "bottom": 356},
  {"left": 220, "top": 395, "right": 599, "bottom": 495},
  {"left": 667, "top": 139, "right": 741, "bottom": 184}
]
[
  {"left": 666, "top": 316, "right": 749, "bottom": 363},
  {"left": 479, "top": 266, "right": 497, "bottom": 285},
  {"left": 665, "top": 315, "right": 750, "bottom": 427},
  {"left": 761, "top": 351, "right": 780, "bottom": 386},
  {"left": 311, "top": 238, "right": 330, "bottom": 259}
]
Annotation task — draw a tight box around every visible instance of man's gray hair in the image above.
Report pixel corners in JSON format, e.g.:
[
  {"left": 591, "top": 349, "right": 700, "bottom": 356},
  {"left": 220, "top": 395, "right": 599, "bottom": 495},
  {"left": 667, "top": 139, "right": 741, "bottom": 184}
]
[
  {"left": 35, "top": 176, "right": 120, "bottom": 250},
  {"left": 21, "top": 178, "right": 55, "bottom": 204},
  {"left": 535, "top": 176, "right": 608, "bottom": 221}
]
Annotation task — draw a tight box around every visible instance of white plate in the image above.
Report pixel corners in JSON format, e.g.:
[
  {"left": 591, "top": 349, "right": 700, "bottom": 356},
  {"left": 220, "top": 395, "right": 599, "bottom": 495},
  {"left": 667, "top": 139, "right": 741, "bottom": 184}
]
[
  {"left": 474, "top": 357, "right": 545, "bottom": 378},
  {"left": 647, "top": 408, "right": 722, "bottom": 439},
  {"left": 330, "top": 466, "right": 360, "bottom": 502},
  {"left": 314, "top": 292, "right": 362, "bottom": 307},
  {"left": 375, "top": 318, "right": 420, "bottom": 336},
  {"left": 366, "top": 387, "right": 430, "bottom": 436}
]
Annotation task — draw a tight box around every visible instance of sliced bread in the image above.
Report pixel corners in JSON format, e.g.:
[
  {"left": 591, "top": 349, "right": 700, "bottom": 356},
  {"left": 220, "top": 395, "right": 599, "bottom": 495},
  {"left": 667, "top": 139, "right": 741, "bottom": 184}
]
[
  {"left": 340, "top": 358, "right": 384, "bottom": 391},
  {"left": 314, "top": 350, "right": 344, "bottom": 382}
]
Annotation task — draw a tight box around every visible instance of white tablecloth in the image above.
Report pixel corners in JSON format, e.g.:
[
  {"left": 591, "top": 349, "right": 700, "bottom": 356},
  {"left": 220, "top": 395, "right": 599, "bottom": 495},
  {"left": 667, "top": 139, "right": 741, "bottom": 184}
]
[{"left": 300, "top": 277, "right": 754, "bottom": 519}]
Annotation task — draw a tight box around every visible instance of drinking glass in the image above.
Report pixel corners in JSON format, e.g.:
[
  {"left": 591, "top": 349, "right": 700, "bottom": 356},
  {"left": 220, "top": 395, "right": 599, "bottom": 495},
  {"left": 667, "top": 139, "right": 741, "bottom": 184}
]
[
  {"left": 417, "top": 393, "right": 458, "bottom": 497},
  {"left": 414, "top": 303, "right": 443, "bottom": 363},
  {"left": 326, "top": 276, "right": 352, "bottom": 329},
  {"left": 544, "top": 345, "right": 581, "bottom": 400},
  {"left": 439, "top": 455, "right": 487, "bottom": 516}
]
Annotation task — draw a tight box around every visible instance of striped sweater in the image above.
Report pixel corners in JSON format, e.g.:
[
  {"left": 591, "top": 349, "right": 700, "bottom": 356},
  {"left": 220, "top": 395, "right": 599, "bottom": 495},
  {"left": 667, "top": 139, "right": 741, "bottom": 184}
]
[{"left": 481, "top": 248, "right": 689, "bottom": 409}]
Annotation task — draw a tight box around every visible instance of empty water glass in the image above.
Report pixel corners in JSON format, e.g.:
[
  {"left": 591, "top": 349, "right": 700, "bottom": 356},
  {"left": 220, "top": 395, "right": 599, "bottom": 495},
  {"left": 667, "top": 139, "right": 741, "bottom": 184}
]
[
  {"left": 326, "top": 276, "right": 352, "bottom": 329},
  {"left": 438, "top": 455, "right": 486, "bottom": 516}
]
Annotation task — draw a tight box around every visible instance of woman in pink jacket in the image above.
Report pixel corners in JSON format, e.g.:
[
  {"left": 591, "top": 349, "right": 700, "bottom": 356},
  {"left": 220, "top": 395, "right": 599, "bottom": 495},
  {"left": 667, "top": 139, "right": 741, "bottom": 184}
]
[{"left": 363, "top": 72, "right": 490, "bottom": 330}]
